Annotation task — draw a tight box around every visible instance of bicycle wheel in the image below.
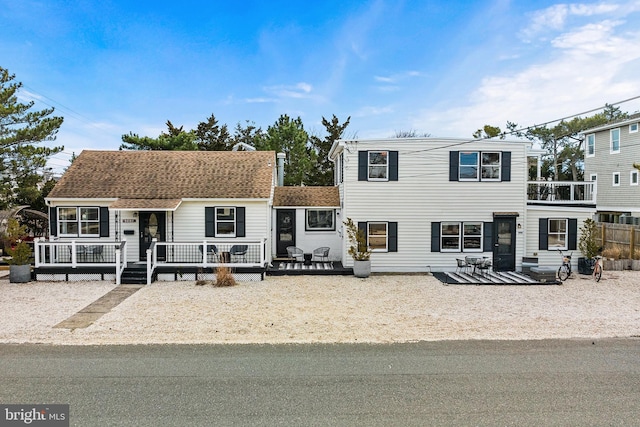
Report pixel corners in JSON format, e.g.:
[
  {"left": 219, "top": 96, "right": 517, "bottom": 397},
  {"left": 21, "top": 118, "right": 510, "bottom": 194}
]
[
  {"left": 558, "top": 265, "right": 570, "bottom": 281},
  {"left": 594, "top": 264, "right": 602, "bottom": 282}
]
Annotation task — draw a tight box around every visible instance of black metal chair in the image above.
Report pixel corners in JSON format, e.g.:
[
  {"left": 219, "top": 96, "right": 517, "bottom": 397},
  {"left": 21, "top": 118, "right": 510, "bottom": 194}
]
[
  {"left": 230, "top": 244, "right": 248, "bottom": 262},
  {"left": 198, "top": 244, "right": 218, "bottom": 262},
  {"left": 456, "top": 258, "right": 470, "bottom": 274}
]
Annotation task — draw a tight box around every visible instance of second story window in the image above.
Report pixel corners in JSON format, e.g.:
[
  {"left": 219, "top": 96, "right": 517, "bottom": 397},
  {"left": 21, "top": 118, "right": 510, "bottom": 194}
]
[
  {"left": 630, "top": 123, "right": 638, "bottom": 133},
  {"left": 613, "top": 172, "right": 620, "bottom": 187},
  {"left": 458, "top": 151, "right": 501, "bottom": 181},
  {"left": 586, "top": 134, "right": 595, "bottom": 157},
  {"left": 631, "top": 170, "right": 638, "bottom": 186},
  {"left": 368, "top": 151, "right": 388, "bottom": 180},
  {"left": 611, "top": 128, "right": 620, "bottom": 153}
]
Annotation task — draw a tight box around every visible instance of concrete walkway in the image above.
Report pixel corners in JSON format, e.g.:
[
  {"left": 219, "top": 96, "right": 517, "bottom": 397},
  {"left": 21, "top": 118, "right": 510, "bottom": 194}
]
[{"left": 54, "top": 284, "right": 143, "bottom": 330}]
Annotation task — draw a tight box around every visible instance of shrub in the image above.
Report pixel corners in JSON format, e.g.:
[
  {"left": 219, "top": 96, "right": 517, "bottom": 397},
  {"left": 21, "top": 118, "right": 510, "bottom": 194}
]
[
  {"left": 6, "top": 240, "right": 32, "bottom": 265},
  {"left": 215, "top": 265, "right": 237, "bottom": 287},
  {"left": 578, "top": 218, "right": 601, "bottom": 259},
  {"left": 602, "top": 245, "right": 623, "bottom": 260}
]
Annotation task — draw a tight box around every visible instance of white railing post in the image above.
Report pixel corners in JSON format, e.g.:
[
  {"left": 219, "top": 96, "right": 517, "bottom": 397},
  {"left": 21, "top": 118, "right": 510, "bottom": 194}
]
[
  {"left": 71, "top": 241, "right": 77, "bottom": 268},
  {"left": 203, "top": 240, "right": 207, "bottom": 267},
  {"left": 115, "top": 246, "right": 121, "bottom": 285}
]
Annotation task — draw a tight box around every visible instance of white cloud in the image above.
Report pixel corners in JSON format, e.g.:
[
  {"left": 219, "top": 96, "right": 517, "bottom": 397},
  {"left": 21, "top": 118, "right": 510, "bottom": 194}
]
[
  {"left": 263, "top": 82, "right": 313, "bottom": 99},
  {"left": 354, "top": 105, "right": 394, "bottom": 117}
]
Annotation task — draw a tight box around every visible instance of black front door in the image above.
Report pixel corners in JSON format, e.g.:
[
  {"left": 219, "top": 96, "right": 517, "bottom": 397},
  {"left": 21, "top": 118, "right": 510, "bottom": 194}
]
[
  {"left": 139, "top": 212, "right": 166, "bottom": 261},
  {"left": 493, "top": 216, "right": 516, "bottom": 272},
  {"left": 276, "top": 209, "right": 295, "bottom": 257}
]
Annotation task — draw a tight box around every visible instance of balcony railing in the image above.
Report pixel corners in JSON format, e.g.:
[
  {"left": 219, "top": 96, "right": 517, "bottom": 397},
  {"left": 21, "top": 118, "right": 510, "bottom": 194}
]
[{"left": 527, "top": 181, "right": 596, "bottom": 204}]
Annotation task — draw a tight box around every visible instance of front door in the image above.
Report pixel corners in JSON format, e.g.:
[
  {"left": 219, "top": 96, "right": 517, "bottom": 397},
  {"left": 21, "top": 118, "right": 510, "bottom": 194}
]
[
  {"left": 493, "top": 217, "right": 516, "bottom": 272},
  {"left": 276, "top": 209, "right": 295, "bottom": 257},
  {"left": 139, "top": 212, "right": 166, "bottom": 261}
]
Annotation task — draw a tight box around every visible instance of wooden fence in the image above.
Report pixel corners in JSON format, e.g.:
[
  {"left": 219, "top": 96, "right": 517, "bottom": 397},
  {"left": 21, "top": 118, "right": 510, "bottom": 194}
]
[{"left": 598, "top": 222, "right": 640, "bottom": 258}]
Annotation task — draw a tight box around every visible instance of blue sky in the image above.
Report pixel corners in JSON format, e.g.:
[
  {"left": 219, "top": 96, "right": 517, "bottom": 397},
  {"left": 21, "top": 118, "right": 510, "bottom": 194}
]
[{"left": 2, "top": 0, "right": 640, "bottom": 173}]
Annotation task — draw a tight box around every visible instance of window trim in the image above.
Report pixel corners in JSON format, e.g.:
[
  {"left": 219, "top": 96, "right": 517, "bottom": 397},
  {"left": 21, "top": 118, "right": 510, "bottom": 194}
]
[
  {"left": 58, "top": 206, "right": 100, "bottom": 237},
  {"left": 215, "top": 207, "right": 236, "bottom": 237},
  {"left": 613, "top": 172, "right": 620, "bottom": 187},
  {"left": 458, "top": 152, "right": 479, "bottom": 181},
  {"left": 305, "top": 209, "right": 336, "bottom": 231},
  {"left": 586, "top": 133, "right": 595, "bottom": 157},
  {"left": 547, "top": 218, "right": 568, "bottom": 250},
  {"left": 440, "top": 221, "right": 483, "bottom": 253},
  {"left": 481, "top": 152, "right": 501, "bottom": 181},
  {"left": 630, "top": 123, "right": 638, "bottom": 133},
  {"left": 368, "top": 151, "right": 389, "bottom": 181},
  {"left": 368, "top": 222, "right": 388, "bottom": 252},
  {"left": 610, "top": 128, "right": 620, "bottom": 153},
  {"left": 631, "top": 170, "right": 638, "bottom": 186}
]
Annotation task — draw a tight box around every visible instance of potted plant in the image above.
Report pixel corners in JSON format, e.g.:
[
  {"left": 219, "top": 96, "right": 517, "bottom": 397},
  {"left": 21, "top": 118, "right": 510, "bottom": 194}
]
[
  {"left": 344, "top": 217, "right": 371, "bottom": 278},
  {"left": 577, "top": 218, "right": 601, "bottom": 275},
  {"left": 4, "top": 218, "right": 32, "bottom": 283}
]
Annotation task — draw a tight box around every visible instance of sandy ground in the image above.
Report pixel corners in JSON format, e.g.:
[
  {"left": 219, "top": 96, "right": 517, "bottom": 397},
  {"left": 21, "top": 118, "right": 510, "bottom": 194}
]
[{"left": 1, "top": 271, "right": 639, "bottom": 345}]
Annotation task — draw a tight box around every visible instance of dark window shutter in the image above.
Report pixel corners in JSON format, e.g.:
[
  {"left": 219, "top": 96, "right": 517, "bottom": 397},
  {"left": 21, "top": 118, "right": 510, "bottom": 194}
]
[
  {"left": 49, "top": 207, "right": 58, "bottom": 237},
  {"left": 205, "top": 207, "right": 215, "bottom": 237},
  {"left": 358, "top": 221, "right": 368, "bottom": 250},
  {"left": 449, "top": 151, "right": 459, "bottom": 181},
  {"left": 568, "top": 218, "right": 577, "bottom": 250},
  {"left": 483, "top": 222, "right": 493, "bottom": 252},
  {"left": 501, "top": 151, "right": 511, "bottom": 182},
  {"left": 431, "top": 222, "right": 441, "bottom": 252},
  {"left": 236, "top": 207, "right": 246, "bottom": 237},
  {"left": 389, "top": 151, "right": 398, "bottom": 181},
  {"left": 99, "top": 207, "right": 110, "bottom": 237},
  {"left": 358, "top": 151, "right": 368, "bottom": 181},
  {"left": 388, "top": 222, "right": 398, "bottom": 252},
  {"left": 539, "top": 218, "right": 548, "bottom": 250}
]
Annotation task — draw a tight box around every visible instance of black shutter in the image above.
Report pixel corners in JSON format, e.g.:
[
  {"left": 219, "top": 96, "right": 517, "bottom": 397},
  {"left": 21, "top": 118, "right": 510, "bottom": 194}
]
[
  {"left": 568, "top": 218, "right": 578, "bottom": 250},
  {"left": 388, "top": 222, "right": 398, "bottom": 252},
  {"left": 431, "top": 222, "right": 441, "bottom": 252},
  {"left": 501, "top": 151, "right": 511, "bottom": 182},
  {"left": 358, "top": 151, "right": 368, "bottom": 181},
  {"left": 358, "top": 221, "right": 368, "bottom": 250},
  {"left": 205, "top": 207, "right": 215, "bottom": 237},
  {"left": 236, "top": 207, "right": 246, "bottom": 237},
  {"left": 539, "top": 218, "right": 548, "bottom": 250},
  {"left": 389, "top": 151, "right": 399, "bottom": 181},
  {"left": 449, "top": 151, "right": 459, "bottom": 181},
  {"left": 99, "top": 207, "right": 110, "bottom": 237},
  {"left": 49, "top": 207, "right": 57, "bottom": 237},
  {"left": 483, "top": 222, "right": 493, "bottom": 252}
]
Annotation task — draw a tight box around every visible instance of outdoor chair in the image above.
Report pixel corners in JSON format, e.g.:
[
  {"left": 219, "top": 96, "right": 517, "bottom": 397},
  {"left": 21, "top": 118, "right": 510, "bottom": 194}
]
[
  {"left": 230, "top": 244, "right": 248, "bottom": 262},
  {"left": 477, "top": 258, "right": 492, "bottom": 275},
  {"left": 198, "top": 244, "right": 218, "bottom": 262},
  {"left": 456, "top": 258, "right": 470, "bottom": 274},
  {"left": 313, "top": 247, "right": 330, "bottom": 262},
  {"left": 286, "top": 246, "right": 304, "bottom": 263}
]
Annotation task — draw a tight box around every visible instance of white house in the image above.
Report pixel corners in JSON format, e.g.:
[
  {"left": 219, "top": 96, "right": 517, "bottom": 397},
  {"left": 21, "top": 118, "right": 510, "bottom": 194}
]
[{"left": 329, "top": 137, "right": 596, "bottom": 273}]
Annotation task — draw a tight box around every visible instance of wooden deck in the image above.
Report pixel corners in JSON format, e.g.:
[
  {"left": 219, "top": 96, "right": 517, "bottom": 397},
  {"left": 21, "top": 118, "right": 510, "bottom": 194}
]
[
  {"left": 435, "top": 270, "right": 561, "bottom": 285},
  {"left": 267, "top": 261, "right": 353, "bottom": 276}
]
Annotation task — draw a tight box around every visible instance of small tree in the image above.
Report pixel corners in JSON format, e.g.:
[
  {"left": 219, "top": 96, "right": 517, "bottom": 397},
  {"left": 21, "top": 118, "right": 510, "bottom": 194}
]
[
  {"left": 344, "top": 217, "right": 371, "bottom": 261},
  {"left": 578, "top": 218, "right": 601, "bottom": 259}
]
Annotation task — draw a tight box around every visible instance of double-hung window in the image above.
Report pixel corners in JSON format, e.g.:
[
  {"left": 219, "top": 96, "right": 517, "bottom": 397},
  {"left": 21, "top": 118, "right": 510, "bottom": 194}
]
[
  {"left": 547, "top": 219, "right": 568, "bottom": 249},
  {"left": 58, "top": 207, "right": 100, "bottom": 237},
  {"left": 306, "top": 209, "right": 335, "bottom": 231},
  {"left": 611, "top": 128, "right": 620, "bottom": 153},
  {"left": 215, "top": 207, "right": 236, "bottom": 237},
  {"left": 368, "top": 151, "right": 388, "bottom": 180},
  {"left": 440, "top": 222, "right": 483, "bottom": 252},
  {"left": 586, "top": 134, "right": 595, "bottom": 157},
  {"left": 630, "top": 123, "right": 638, "bottom": 133},
  {"left": 368, "top": 222, "right": 388, "bottom": 251},
  {"left": 631, "top": 170, "right": 638, "bottom": 186},
  {"left": 458, "top": 151, "right": 501, "bottom": 181}
]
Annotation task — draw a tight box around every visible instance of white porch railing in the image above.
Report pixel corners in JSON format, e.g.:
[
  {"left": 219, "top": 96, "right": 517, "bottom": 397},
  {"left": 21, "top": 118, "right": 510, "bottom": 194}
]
[
  {"left": 147, "top": 239, "right": 268, "bottom": 285},
  {"left": 527, "top": 181, "right": 596, "bottom": 204}
]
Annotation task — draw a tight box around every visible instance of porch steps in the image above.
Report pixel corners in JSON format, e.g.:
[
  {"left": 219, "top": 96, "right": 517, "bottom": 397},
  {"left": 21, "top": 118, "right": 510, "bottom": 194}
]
[{"left": 120, "top": 264, "right": 150, "bottom": 284}]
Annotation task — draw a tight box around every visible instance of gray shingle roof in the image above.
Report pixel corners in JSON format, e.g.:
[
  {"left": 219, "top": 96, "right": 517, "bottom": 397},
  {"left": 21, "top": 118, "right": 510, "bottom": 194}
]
[{"left": 273, "top": 186, "right": 340, "bottom": 207}]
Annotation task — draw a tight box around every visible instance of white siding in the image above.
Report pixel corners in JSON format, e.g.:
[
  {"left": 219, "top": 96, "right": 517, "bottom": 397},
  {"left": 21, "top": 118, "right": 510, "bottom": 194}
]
[
  {"left": 272, "top": 208, "right": 342, "bottom": 261},
  {"left": 340, "top": 139, "right": 529, "bottom": 272}
]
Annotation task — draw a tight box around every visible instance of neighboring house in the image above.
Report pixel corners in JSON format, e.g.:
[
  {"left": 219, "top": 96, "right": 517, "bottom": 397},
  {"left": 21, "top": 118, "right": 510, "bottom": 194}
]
[
  {"left": 329, "top": 138, "right": 596, "bottom": 272},
  {"left": 39, "top": 150, "right": 277, "bottom": 282},
  {"left": 272, "top": 186, "right": 341, "bottom": 261},
  {"left": 581, "top": 113, "right": 640, "bottom": 224}
]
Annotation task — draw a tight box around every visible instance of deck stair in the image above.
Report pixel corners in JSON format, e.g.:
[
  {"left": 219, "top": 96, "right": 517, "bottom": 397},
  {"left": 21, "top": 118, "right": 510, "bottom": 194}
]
[{"left": 120, "top": 263, "right": 150, "bottom": 284}]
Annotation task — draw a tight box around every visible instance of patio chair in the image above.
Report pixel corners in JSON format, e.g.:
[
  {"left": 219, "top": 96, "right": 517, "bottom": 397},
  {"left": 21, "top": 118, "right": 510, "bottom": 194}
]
[
  {"left": 230, "top": 244, "right": 248, "bottom": 262},
  {"left": 286, "top": 246, "right": 304, "bottom": 263},
  {"left": 477, "top": 258, "right": 492, "bottom": 275},
  {"left": 198, "top": 244, "right": 218, "bottom": 262},
  {"left": 456, "top": 258, "right": 470, "bottom": 274},
  {"left": 313, "top": 247, "right": 330, "bottom": 262}
]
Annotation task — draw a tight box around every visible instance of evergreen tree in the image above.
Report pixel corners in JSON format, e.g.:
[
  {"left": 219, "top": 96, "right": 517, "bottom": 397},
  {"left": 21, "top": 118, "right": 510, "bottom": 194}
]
[{"left": 309, "top": 115, "right": 350, "bottom": 186}]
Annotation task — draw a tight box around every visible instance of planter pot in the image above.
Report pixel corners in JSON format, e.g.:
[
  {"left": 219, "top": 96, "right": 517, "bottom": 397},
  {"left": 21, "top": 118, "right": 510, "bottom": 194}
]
[
  {"left": 353, "top": 260, "right": 371, "bottom": 278},
  {"left": 577, "top": 257, "right": 594, "bottom": 275},
  {"left": 632, "top": 260, "right": 640, "bottom": 271},
  {"left": 9, "top": 264, "right": 31, "bottom": 283}
]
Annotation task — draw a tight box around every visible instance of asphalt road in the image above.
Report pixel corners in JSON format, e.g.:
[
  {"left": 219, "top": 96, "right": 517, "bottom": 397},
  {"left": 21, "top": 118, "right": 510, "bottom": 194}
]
[{"left": 1, "top": 339, "right": 639, "bottom": 426}]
